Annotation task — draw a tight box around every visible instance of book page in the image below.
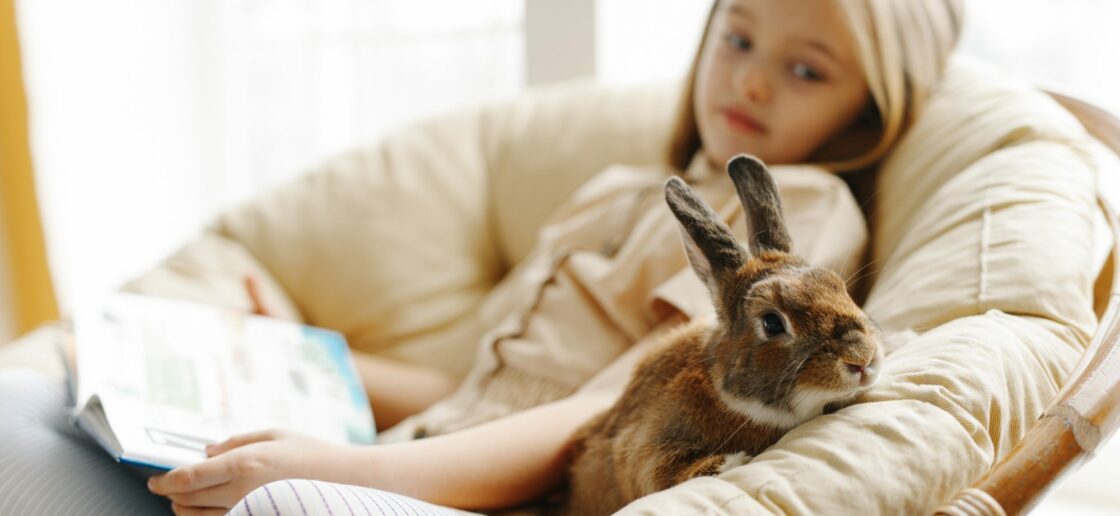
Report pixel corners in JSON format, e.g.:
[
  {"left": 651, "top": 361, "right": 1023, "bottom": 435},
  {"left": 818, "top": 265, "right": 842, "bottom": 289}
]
[{"left": 74, "top": 293, "right": 375, "bottom": 469}]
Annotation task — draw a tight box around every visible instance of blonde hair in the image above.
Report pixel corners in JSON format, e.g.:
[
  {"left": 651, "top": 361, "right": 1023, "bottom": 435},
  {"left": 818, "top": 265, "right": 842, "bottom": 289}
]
[{"left": 668, "top": 0, "right": 964, "bottom": 172}]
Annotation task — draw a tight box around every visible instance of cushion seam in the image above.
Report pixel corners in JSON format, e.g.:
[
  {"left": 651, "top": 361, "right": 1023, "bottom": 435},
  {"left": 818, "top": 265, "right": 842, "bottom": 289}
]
[{"left": 978, "top": 182, "right": 992, "bottom": 309}]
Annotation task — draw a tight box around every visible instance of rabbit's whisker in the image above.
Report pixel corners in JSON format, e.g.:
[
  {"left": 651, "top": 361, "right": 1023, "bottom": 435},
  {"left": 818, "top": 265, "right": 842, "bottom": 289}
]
[
  {"left": 774, "top": 351, "right": 811, "bottom": 401},
  {"left": 846, "top": 263, "right": 882, "bottom": 286},
  {"left": 844, "top": 257, "right": 883, "bottom": 288},
  {"left": 716, "top": 413, "right": 754, "bottom": 452}
]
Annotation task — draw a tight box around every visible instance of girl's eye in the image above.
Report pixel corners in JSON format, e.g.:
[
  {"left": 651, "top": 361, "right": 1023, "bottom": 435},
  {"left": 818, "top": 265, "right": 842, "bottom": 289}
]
[
  {"left": 761, "top": 312, "right": 786, "bottom": 337},
  {"left": 792, "top": 63, "right": 823, "bottom": 82},
  {"left": 723, "top": 33, "right": 751, "bottom": 51}
]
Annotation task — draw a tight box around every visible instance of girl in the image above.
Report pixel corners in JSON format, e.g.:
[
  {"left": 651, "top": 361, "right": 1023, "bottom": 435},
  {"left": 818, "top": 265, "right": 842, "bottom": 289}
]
[{"left": 147, "top": 0, "right": 966, "bottom": 514}]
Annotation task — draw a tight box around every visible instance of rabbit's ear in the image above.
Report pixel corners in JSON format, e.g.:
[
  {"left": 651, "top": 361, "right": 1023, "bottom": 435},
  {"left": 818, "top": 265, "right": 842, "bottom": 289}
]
[
  {"left": 665, "top": 177, "right": 749, "bottom": 295},
  {"left": 727, "top": 155, "right": 792, "bottom": 254}
]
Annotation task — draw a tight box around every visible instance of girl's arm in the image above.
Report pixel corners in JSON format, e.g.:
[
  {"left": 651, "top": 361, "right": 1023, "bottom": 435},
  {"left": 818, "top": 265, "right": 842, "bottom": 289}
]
[
  {"left": 351, "top": 352, "right": 457, "bottom": 430},
  {"left": 360, "top": 393, "right": 614, "bottom": 509},
  {"left": 352, "top": 315, "right": 685, "bottom": 507},
  {"left": 149, "top": 394, "right": 613, "bottom": 512}
]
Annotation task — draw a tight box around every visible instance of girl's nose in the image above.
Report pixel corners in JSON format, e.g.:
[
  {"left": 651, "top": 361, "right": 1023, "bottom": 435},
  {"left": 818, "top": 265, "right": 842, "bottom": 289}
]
[{"left": 737, "top": 64, "right": 771, "bottom": 105}]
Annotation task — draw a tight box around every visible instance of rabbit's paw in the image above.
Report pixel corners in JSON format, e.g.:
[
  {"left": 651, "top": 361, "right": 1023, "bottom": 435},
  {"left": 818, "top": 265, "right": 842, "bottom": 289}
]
[{"left": 717, "top": 451, "right": 752, "bottom": 474}]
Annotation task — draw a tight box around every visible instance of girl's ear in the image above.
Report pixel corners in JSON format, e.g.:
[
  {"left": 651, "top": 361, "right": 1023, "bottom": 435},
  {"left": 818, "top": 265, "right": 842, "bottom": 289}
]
[
  {"left": 664, "top": 177, "right": 749, "bottom": 296},
  {"left": 727, "top": 154, "right": 792, "bottom": 254}
]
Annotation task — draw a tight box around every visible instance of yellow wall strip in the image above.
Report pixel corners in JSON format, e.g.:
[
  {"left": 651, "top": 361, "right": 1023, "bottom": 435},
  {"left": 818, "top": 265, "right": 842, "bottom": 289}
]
[{"left": 0, "top": 0, "right": 59, "bottom": 334}]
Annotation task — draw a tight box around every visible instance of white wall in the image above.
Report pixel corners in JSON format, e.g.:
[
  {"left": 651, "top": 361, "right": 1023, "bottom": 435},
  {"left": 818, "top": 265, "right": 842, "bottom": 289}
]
[
  {"left": 594, "top": 0, "right": 709, "bottom": 86},
  {"left": 525, "top": 0, "right": 596, "bottom": 85},
  {"left": 958, "top": 0, "right": 1120, "bottom": 115}
]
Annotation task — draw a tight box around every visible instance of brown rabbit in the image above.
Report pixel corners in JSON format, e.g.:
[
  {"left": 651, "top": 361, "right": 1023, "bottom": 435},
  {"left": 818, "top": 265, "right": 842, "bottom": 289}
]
[{"left": 559, "top": 155, "right": 884, "bottom": 515}]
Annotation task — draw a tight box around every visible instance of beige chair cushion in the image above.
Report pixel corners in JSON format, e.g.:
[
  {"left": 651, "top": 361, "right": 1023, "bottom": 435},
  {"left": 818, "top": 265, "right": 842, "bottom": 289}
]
[{"left": 195, "top": 81, "right": 682, "bottom": 379}]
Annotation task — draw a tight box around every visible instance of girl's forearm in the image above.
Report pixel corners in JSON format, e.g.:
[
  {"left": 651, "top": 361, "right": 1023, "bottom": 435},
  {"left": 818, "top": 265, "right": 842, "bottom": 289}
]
[
  {"left": 348, "top": 394, "right": 613, "bottom": 510},
  {"left": 351, "top": 352, "right": 457, "bottom": 430}
]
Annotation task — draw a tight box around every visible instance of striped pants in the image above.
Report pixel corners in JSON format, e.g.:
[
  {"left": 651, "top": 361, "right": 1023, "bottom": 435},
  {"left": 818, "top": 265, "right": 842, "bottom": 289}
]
[
  {"left": 229, "top": 479, "right": 466, "bottom": 516},
  {"left": 0, "top": 369, "right": 467, "bottom": 516}
]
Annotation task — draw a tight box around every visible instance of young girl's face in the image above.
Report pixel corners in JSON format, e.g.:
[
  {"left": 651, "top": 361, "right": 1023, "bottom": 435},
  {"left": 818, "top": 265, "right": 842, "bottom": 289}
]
[{"left": 694, "top": 0, "right": 870, "bottom": 168}]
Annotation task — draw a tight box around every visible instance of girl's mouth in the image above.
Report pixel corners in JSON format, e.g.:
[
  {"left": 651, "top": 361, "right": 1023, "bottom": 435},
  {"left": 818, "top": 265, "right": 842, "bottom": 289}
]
[{"left": 722, "top": 107, "right": 767, "bottom": 135}]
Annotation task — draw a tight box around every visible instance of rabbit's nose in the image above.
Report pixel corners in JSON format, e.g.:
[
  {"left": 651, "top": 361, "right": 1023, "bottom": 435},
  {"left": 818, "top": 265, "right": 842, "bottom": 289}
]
[
  {"left": 862, "top": 356, "right": 882, "bottom": 386},
  {"left": 843, "top": 356, "right": 873, "bottom": 374},
  {"left": 845, "top": 356, "right": 880, "bottom": 386},
  {"left": 860, "top": 372, "right": 877, "bottom": 386}
]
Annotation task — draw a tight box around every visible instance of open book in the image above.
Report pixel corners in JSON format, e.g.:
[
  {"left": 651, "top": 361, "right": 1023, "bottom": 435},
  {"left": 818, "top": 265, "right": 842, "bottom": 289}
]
[{"left": 68, "top": 293, "right": 376, "bottom": 472}]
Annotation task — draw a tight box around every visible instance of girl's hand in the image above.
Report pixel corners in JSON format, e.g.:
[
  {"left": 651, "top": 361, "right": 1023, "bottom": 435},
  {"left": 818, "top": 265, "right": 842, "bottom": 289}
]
[
  {"left": 244, "top": 274, "right": 274, "bottom": 317},
  {"left": 147, "top": 429, "right": 351, "bottom": 515}
]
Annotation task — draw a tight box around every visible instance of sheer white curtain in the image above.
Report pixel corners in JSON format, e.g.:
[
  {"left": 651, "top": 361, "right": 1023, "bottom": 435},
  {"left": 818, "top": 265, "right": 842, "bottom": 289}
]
[{"left": 17, "top": 0, "right": 523, "bottom": 313}]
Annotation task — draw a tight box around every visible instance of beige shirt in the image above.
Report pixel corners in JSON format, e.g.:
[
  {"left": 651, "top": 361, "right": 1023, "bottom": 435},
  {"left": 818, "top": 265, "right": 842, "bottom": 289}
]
[{"left": 383, "top": 155, "right": 869, "bottom": 440}]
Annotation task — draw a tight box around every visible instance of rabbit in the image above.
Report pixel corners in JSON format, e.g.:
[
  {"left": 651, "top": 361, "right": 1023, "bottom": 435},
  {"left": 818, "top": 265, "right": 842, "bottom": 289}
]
[{"left": 558, "top": 154, "right": 884, "bottom": 515}]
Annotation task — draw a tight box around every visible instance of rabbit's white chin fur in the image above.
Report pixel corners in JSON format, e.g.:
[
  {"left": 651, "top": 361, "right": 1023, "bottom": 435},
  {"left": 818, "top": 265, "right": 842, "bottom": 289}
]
[
  {"left": 718, "top": 387, "right": 848, "bottom": 429},
  {"left": 717, "top": 391, "right": 800, "bottom": 429},
  {"left": 790, "top": 386, "right": 850, "bottom": 420}
]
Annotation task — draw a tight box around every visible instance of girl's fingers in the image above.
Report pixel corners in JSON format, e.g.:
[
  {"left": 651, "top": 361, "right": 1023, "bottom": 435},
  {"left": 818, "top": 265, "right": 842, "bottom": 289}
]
[
  {"left": 206, "top": 429, "right": 280, "bottom": 457},
  {"left": 171, "top": 502, "right": 232, "bottom": 516},
  {"left": 149, "top": 456, "right": 234, "bottom": 495},
  {"left": 166, "top": 481, "right": 249, "bottom": 511},
  {"left": 244, "top": 275, "right": 272, "bottom": 317}
]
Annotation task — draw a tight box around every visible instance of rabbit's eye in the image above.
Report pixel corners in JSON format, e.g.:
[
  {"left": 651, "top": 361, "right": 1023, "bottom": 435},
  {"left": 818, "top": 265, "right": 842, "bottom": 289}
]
[{"left": 761, "top": 312, "right": 786, "bottom": 337}]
